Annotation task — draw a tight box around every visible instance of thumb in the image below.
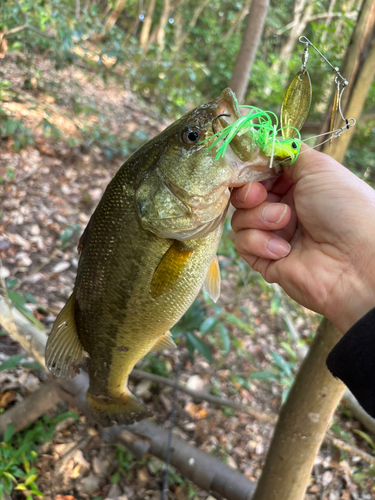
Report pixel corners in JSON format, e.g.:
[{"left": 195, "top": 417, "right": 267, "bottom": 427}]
[{"left": 282, "top": 143, "right": 346, "bottom": 183}]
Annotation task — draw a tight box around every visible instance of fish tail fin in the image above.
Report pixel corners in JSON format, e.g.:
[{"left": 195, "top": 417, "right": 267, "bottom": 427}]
[{"left": 86, "top": 388, "right": 153, "bottom": 427}]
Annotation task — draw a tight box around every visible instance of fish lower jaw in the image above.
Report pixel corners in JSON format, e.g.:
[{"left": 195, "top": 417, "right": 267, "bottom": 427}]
[{"left": 223, "top": 147, "right": 279, "bottom": 185}]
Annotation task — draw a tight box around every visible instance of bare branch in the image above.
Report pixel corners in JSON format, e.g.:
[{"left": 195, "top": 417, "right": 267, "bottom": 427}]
[
  {"left": 130, "top": 369, "right": 277, "bottom": 425},
  {"left": 5, "top": 24, "right": 55, "bottom": 40},
  {"left": 325, "top": 431, "right": 375, "bottom": 466},
  {"left": 275, "top": 11, "right": 357, "bottom": 36}
]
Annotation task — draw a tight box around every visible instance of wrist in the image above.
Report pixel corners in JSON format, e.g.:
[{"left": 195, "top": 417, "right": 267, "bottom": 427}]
[{"left": 329, "top": 272, "right": 375, "bottom": 333}]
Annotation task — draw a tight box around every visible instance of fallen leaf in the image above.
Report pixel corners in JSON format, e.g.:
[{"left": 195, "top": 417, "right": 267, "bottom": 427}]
[
  {"left": 0, "top": 390, "right": 16, "bottom": 408},
  {"left": 52, "top": 261, "right": 71, "bottom": 273}
]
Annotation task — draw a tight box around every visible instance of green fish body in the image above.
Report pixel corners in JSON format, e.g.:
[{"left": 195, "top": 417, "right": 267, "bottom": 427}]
[{"left": 46, "top": 88, "right": 277, "bottom": 426}]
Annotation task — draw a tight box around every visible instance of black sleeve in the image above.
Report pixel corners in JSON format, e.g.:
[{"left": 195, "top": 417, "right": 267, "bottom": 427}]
[{"left": 326, "top": 307, "right": 375, "bottom": 418}]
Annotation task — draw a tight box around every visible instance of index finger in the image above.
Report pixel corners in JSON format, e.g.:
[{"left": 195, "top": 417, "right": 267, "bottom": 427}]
[{"left": 231, "top": 181, "right": 268, "bottom": 209}]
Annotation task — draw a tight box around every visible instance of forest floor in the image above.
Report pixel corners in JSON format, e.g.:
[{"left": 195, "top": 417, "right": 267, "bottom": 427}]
[{"left": 0, "top": 53, "right": 375, "bottom": 500}]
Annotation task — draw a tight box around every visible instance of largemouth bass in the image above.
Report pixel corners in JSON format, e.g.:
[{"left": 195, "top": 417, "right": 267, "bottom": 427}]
[{"left": 46, "top": 88, "right": 278, "bottom": 426}]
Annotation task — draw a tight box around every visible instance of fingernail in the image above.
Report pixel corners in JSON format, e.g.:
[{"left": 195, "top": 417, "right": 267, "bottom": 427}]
[
  {"left": 267, "top": 239, "right": 291, "bottom": 257},
  {"left": 236, "top": 182, "right": 253, "bottom": 203},
  {"left": 262, "top": 204, "right": 287, "bottom": 224}
]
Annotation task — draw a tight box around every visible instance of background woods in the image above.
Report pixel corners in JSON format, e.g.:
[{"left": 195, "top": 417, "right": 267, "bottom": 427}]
[{"left": 0, "top": 1, "right": 375, "bottom": 499}]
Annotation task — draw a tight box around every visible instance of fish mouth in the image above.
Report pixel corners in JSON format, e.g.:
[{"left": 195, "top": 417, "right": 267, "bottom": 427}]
[
  {"left": 213, "top": 88, "right": 281, "bottom": 185},
  {"left": 215, "top": 88, "right": 242, "bottom": 130}
]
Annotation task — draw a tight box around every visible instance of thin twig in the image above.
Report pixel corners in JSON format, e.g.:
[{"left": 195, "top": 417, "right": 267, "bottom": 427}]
[
  {"left": 0, "top": 258, "right": 17, "bottom": 333},
  {"left": 5, "top": 24, "right": 55, "bottom": 40},
  {"left": 275, "top": 11, "right": 357, "bottom": 36},
  {"left": 325, "top": 431, "right": 375, "bottom": 466},
  {"left": 130, "top": 369, "right": 277, "bottom": 425},
  {"left": 161, "top": 358, "right": 181, "bottom": 500}
]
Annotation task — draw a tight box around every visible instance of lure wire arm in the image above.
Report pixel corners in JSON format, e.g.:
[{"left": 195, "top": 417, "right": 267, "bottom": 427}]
[
  {"left": 299, "top": 36, "right": 348, "bottom": 86},
  {"left": 299, "top": 36, "right": 355, "bottom": 134}
]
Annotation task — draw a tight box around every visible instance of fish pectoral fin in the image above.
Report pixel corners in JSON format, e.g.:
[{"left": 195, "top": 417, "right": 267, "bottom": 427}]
[
  {"left": 45, "top": 293, "right": 84, "bottom": 379},
  {"left": 150, "top": 331, "right": 177, "bottom": 352},
  {"left": 151, "top": 240, "right": 194, "bottom": 299},
  {"left": 203, "top": 255, "right": 221, "bottom": 303}
]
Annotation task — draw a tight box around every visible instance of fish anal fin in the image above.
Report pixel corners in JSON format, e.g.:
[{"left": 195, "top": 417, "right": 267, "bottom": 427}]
[
  {"left": 45, "top": 293, "right": 84, "bottom": 379},
  {"left": 150, "top": 331, "right": 177, "bottom": 352},
  {"left": 203, "top": 255, "right": 221, "bottom": 303},
  {"left": 151, "top": 240, "right": 193, "bottom": 299}
]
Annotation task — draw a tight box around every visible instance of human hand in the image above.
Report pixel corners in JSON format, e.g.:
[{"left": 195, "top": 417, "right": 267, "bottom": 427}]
[{"left": 231, "top": 144, "right": 375, "bottom": 333}]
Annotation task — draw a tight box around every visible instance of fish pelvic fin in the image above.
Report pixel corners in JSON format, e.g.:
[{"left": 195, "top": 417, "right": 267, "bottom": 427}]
[
  {"left": 151, "top": 240, "right": 193, "bottom": 299},
  {"left": 86, "top": 389, "right": 153, "bottom": 427},
  {"left": 203, "top": 255, "right": 221, "bottom": 303},
  {"left": 149, "top": 331, "right": 177, "bottom": 352},
  {"left": 45, "top": 293, "right": 84, "bottom": 379}
]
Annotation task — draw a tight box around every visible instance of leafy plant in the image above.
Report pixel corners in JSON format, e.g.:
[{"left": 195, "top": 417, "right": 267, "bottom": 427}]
[
  {"left": 5, "top": 290, "right": 44, "bottom": 330},
  {"left": 111, "top": 444, "right": 133, "bottom": 484},
  {"left": 0, "top": 353, "right": 43, "bottom": 372},
  {"left": 171, "top": 298, "right": 213, "bottom": 361},
  {"left": 0, "top": 412, "right": 78, "bottom": 499},
  {"left": 250, "top": 346, "right": 298, "bottom": 403}
]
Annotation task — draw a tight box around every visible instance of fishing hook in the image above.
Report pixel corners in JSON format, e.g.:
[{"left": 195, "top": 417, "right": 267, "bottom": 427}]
[{"left": 212, "top": 113, "right": 230, "bottom": 134}]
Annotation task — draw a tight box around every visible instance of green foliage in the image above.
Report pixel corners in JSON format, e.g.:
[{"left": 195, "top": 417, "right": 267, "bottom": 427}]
[
  {"left": 171, "top": 298, "right": 213, "bottom": 361},
  {"left": 5, "top": 289, "right": 44, "bottom": 330},
  {"left": 250, "top": 345, "right": 298, "bottom": 403},
  {"left": 111, "top": 445, "right": 133, "bottom": 484},
  {"left": 0, "top": 354, "right": 43, "bottom": 372},
  {"left": 60, "top": 224, "right": 82, "bottom": 247},
  {"left": 0, "top": 106, "right": 34, "bottom": 152},
  {"left": 2, "top": 0, "right": 371, "bottom": 164},
  {"left": 0, "top": 354, "right": 25, "bottom": 372},
  {"left": 0, "top": 412, "right": 78, "bottom": 499}
]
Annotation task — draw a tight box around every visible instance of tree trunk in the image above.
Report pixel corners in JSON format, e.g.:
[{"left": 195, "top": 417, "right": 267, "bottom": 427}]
[
  {"left": 272, "top": 0, "right": 315, "bottom": 75},
  {"left": 229, "top": 0, "right": 270, "bottom": 103},
  {"left": 103, "top": 0, "right": 127, "bottom": 34},
  {"left": 321, "top": 0, "right": 375, "bottom": 160},
  {"left": 252, "top": 319, "right": 345, "bottom": 500},
  {"left": 334, "top": 0, "right": 357, "bottom": 39},
  {"left": 172, "top": 0, "right": 211, "bottom": 54},
  {"left": 140, "top": 0, "right": 156, "bottom": 50},
  {"left": 156, "top": 0, "right": 171, "bottom": 50},
  {"left": 173, "top": 10, "right": 183, "bottom": 47},
  {"left": 223, "top": 0, "right": 252, "bottom": 41},
  {"left": 321, "top": 0, "right": 337, "bottom": 42}
]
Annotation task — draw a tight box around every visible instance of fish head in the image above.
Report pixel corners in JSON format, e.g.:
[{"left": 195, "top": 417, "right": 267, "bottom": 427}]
[{"left": 135, "top": 88, "right": 279, "bottom": 240}]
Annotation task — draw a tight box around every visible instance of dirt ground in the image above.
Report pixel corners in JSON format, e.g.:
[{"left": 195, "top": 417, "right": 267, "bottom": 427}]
[{"left": 0, "top": 53, "right": 375, "bottom": 500}]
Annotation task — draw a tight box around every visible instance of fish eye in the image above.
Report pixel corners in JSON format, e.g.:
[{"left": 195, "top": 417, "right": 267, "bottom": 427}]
[
  {"left": 182, "top": 127, "right": 201, "bottom": 145},
  {"left": 291, "top": 142, "right": 297, "bottom": 149}
]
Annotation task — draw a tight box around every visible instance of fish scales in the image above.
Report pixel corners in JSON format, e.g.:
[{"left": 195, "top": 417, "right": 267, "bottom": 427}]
[{"left": 46, "top": 88, "right": 277, "bottom": 426}]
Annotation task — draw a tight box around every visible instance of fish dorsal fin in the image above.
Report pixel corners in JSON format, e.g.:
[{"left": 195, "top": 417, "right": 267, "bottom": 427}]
[
  {"left": 45, "top": 293, "right": 84, "bottom": 379},
  {"left": 203, "top": 255, "right": 221, "bottom": 303},
  {"left": 150, "top": 331, "right": 177, "bottom": 352},
  {"left": 151, "top": 240, "right": 193, "bottom": 299}
]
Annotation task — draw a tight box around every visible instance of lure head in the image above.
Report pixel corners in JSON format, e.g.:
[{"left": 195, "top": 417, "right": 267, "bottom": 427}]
[
  {"left": 263, "top": 133, "right": 302, "bottom": 166},
  {"left": 205, "top": 104, "right": 302, "bottom": 168}
]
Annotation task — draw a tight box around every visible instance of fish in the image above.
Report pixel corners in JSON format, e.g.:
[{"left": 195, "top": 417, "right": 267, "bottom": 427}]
[{"left": 45, "top": 88, "right": 278, "bottom": 427}]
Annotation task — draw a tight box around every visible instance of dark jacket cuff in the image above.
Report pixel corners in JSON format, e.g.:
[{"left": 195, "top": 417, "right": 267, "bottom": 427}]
[{"left": 326, "top": 307, "right": 375, "bottom": 418}]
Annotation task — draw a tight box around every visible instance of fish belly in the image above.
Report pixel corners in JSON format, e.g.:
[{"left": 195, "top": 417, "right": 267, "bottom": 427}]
[{"left": 75, "top": 213, "right": 223, "bottom": 425}]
